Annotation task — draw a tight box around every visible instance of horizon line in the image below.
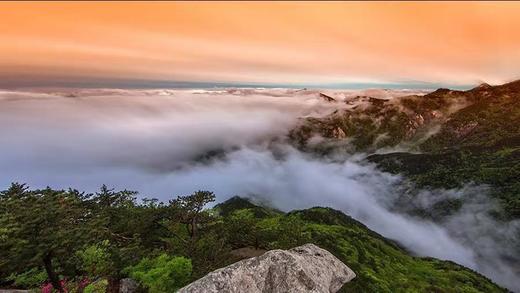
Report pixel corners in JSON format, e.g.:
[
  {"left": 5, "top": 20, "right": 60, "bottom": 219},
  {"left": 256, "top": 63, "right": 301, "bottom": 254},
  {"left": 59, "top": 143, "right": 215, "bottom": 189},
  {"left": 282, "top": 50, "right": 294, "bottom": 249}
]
[{"left": 0, "top": 76, "right": 475, "bottom": 91}]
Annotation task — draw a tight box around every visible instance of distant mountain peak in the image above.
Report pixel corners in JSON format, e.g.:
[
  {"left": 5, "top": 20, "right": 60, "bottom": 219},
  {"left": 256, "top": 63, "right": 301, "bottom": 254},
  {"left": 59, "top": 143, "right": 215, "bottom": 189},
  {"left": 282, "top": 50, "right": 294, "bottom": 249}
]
[
  {"left": 476, "top": 82, "right": 492, "bottom": 89},
  {"left": 465, "top": 82, "right": 492, "bottom": 94},
  {"left": 429, "top": 88, "right": 453, "bottom": 95}
]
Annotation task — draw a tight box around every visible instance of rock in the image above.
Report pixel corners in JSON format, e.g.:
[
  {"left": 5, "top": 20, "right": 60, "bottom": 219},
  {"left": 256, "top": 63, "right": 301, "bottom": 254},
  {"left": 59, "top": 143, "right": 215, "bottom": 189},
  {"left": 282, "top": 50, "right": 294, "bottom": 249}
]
[
  {"left": 119, "top": 278, "right": 139, "bottom": 293},
  {"left": 331, "top": 127, "right": 347, "bottom": 139},
  {"left": 178, "top": 243, "right": 355, "bottom": 293},
  {"left": 319, "top": 93, "right": 337, "bottom": 103}
]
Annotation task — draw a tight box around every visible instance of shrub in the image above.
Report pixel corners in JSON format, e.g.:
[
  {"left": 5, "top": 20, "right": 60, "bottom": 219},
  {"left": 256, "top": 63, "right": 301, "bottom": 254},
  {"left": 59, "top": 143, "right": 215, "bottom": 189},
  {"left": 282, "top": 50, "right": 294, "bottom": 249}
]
[
  {"left": 125, "top": 254, "right": 192, "bottom": 293},
  {"left": 7, "top": 268, "right": 47, "bottom": 288},
  {"left": 83, "top": 279, "right": 108, "bottom": 293},
  {"left": 76, "top": 240, "right": 112, "bottom": 278}
]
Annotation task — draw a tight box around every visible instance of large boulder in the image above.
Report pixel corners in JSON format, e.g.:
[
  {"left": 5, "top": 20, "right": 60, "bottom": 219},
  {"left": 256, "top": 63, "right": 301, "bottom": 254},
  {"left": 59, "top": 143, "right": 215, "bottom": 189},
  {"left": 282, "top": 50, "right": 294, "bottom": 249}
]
[{"left": 179, "top": 243, "right": 355, "bottom": 293}]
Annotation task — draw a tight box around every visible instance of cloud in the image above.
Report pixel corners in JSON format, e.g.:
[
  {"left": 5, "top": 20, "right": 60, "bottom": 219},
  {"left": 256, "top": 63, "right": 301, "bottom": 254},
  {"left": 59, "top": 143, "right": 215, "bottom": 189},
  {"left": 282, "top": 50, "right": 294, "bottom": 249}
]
[
  {"left": 0, "top": 88, "right": 337, "bottom": 172},
  {"left": 0, "top": 88, "right": 517, "bottom": 291},
  {"left": 159, "top": 146, "right": 519, "bottom": 291}
]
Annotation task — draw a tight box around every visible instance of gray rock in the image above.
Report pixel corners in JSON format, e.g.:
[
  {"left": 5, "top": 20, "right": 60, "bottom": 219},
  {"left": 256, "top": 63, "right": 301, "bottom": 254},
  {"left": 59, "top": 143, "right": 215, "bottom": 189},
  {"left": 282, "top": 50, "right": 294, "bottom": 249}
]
[
  {"left": 119, "top": 278, "right": 139, "bottom": 293},
  {"left": 179, "top": 243, "right": 355, "bottom": 293}
]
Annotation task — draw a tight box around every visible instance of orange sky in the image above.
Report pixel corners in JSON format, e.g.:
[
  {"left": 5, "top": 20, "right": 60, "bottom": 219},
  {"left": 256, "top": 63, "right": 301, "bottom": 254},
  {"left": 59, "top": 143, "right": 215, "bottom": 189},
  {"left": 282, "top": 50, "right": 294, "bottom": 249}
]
[{"left": 1, "top": 1, "right": 520, "bottom": 86}]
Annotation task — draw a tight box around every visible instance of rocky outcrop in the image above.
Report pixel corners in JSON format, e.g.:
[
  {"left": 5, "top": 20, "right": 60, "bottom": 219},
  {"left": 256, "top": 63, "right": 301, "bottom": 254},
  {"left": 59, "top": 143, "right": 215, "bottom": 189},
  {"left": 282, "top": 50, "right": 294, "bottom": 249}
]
[
  {"left": 331, "top": 127, "right": 347, "bottom": 139},
  {"left": 119, "top": 278, "right": 139, "bottom": 293},
  {"left": 319, "top": 93, "right": 337, "bottom": 103},
  {"left": 290, "top": 80, "right": 513, "bottom": 152},
  {"left": 178, "top": 244, "right": 355, "bottom": 293}
]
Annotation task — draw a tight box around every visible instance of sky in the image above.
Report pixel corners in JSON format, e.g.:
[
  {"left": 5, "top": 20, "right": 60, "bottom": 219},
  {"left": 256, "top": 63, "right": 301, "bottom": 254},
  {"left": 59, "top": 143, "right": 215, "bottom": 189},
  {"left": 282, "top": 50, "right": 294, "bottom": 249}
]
[{"left": 1, "top": 1, "right": 520, "bottom": 88}]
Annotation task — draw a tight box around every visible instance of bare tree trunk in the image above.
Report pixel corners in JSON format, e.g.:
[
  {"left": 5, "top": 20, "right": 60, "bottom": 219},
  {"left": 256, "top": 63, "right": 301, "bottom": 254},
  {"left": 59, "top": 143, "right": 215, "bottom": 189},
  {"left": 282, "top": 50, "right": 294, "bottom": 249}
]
[
  {"left": 43, "top": 253, "right": 64, "bottom": 293},
  {"left": 191, "top": 217, "right": 198, "bottom": 239},
  {"left": 185, "top": 223, "right": 192, "bottom": 238},
  {"left": 106, "top": 277, "right": 120, "bottom": 293}
]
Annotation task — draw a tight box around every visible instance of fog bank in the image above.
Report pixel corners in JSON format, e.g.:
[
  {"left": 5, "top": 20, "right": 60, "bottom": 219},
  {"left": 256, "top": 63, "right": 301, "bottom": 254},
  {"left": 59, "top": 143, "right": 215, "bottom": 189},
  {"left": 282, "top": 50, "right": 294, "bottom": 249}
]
[{"left": 0, "top": 88, "right": 517, "bottom": 290}]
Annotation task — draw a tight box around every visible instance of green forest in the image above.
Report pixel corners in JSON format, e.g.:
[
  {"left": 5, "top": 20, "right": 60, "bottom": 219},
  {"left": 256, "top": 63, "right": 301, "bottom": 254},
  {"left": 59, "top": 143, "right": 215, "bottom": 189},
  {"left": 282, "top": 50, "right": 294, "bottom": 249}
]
[{"left": 0, "top": 184, "right": 506, "bottom": 292}]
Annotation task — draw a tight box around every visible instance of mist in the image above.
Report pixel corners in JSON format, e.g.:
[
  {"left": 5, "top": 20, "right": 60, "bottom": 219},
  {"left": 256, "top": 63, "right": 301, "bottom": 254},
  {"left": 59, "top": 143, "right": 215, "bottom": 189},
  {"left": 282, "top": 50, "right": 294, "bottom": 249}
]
[{"left": 0, "top": 88, "right": 518, "bottom": 291}]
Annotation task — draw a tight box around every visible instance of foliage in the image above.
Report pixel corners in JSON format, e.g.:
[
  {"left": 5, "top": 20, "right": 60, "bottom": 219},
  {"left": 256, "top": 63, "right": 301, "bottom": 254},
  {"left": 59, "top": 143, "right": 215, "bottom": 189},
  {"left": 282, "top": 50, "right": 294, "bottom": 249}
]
[
  {"left": 213, "top": 196, "right": 281, "bottom": 218},
  {"left": 214, "top": 200, "right": 506, "bottom": 292},
  {"left": 168, "top": 190, "right": 215, "bottom": 240},
  {"left": 76, "top": 241, "right": 112, "bottom": 278},
  {"left": 83, "top": 279, "right": 108, "bottom": 293},
  {"left": 189, "top": 195, "right": 510, "bottom": 292},
  {"left": 6, "top": 268, "right": 47, "bottom": 288},
  {"left": 0, "top": 184, "right": 507, "bottom": 292},
  {"left": 125, "top": 254, "right": 192, "bottom": 293},
  {"left": 225, "top": 209, "right": 260, "bottom": 248},
  {"left": 0, "top": 183, "right": 90, "bottom": 292},
  {"left": 369, "top": 146, "right": 520, "bottom": 219}
]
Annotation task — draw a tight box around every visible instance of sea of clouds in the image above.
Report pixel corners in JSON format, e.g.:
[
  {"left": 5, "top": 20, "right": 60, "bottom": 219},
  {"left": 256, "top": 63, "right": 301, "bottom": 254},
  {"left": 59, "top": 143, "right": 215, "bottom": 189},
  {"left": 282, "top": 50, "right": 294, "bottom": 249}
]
[{"left": 0, "top": 88, "right": 518, "bottom": 290}]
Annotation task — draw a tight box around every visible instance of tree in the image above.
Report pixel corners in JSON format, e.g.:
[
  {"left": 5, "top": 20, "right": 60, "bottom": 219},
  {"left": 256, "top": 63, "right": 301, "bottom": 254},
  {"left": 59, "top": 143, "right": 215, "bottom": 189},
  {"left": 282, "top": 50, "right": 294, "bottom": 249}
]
[
  {"left": 0, "top": 184, "right": 90, "bottom": 292},
  {"left": 168, "top": 191, "right": 216, "bottom": 241},
  {"left": 76, "top": 240, "right": 112, "bottom": 279},
  {"left": 224, "top": 209, "right": 260, "bottom": 249},
  {"left": 85, "top": 186, "right": 172, "bottom": 293},
  {"left": 86, "top": 185, "right": 142, "bottom": 293}
]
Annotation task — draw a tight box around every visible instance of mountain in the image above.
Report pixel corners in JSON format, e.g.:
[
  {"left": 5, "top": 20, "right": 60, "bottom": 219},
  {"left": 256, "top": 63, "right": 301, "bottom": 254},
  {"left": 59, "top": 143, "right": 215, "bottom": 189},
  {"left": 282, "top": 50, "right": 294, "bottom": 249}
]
[
  {"left": 211, "top": 197, "right": 506, "bottom": 292},
  {"left": 290, "top": 80, "right": 520, "bottom": 152},
  {"left": 289, "top": 80, "right": 520, "bottom": 220},
  {"left": 213, "top": 196, "right": 282, "bottom": 218}
]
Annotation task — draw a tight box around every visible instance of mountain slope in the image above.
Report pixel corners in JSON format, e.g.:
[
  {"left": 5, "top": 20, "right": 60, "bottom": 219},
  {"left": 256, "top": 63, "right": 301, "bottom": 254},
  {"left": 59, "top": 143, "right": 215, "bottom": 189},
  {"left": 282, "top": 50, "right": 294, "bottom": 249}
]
[
  {"left": 289, "top": 80, "right": 520, "bottom": 219},
  {"left": 214, "top": 197, "right": 506, "bottom": 292},
  {"left": 289, "top": 80, "right": 520, "bottom": 153}
]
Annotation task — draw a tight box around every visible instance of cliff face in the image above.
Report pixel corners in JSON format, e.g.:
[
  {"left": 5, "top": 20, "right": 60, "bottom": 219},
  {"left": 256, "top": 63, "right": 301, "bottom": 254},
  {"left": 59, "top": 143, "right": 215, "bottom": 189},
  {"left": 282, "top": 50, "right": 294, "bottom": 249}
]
[{"left": 178, "top": 244, "right": 355, "bottom": 293}]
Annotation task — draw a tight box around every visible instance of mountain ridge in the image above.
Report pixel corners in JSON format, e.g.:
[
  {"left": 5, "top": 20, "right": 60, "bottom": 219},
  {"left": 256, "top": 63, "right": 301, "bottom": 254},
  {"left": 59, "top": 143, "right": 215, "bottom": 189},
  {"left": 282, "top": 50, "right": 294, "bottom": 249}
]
[
  {"left": 210, "top": 196, "right": 507, "bottom": 292},
  {"left": 288, "top": 78, "right": 520, "bottom": 220}
]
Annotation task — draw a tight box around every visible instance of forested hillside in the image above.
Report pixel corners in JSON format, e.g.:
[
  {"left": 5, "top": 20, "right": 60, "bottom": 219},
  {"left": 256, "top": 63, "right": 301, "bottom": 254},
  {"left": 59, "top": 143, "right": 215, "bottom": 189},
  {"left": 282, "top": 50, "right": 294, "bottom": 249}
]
[{"left": 0, "top": 186, "right": 506, "bottom": 292}]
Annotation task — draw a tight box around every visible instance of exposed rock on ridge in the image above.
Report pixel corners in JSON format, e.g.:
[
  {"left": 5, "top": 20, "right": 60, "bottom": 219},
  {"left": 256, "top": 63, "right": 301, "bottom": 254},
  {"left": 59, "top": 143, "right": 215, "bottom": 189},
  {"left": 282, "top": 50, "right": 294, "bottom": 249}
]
[
  {"left": 178, "top": 243, "right": 355, "bottom": 293},
  {"left": 319, "top": 93, "right": 337, "bottom": 102},
  {"left": 290, "top": 79, "right": 520, "bottom": 152}
]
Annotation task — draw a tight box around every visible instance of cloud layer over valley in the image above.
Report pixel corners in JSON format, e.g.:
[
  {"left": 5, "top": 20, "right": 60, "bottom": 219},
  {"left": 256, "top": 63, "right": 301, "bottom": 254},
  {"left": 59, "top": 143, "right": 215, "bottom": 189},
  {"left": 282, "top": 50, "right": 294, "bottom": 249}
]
[{"left": 0, "top": 88, "right": 518, "bottom": 290}]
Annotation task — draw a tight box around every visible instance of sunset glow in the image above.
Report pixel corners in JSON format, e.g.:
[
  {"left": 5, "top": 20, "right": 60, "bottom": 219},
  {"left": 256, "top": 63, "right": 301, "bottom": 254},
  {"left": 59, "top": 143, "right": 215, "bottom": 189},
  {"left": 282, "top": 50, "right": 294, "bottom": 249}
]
[{"left": 2, "top": 1, "right": 520, "bottom": 87}]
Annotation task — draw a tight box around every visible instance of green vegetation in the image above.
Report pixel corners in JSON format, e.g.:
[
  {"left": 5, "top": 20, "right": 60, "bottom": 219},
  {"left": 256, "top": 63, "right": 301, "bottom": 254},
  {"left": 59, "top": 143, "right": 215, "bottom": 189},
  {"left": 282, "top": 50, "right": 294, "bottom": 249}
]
[
  {"left": 367, "top": 86, "right": 520, "bottom": 219},
  {"left": 6, "top": 268, "right": 47, "bottom": 289},
  {"left": 84, "top": 279, "right": 108, "bottom": 293},
  {"left": 2, "top": 83, "right": 518, "bottom": 292},
  {"left": 286, "top": 208, "right": 503, "bottom": 293},
  {"left": 369, "top": 147, "right": 520, "bottom": 219},
  {"left": 126, "top": 255, "right": 191, "bottom": 293},
  {"left": 0, "top": 186, "right": 505, "bottom": 292}
]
